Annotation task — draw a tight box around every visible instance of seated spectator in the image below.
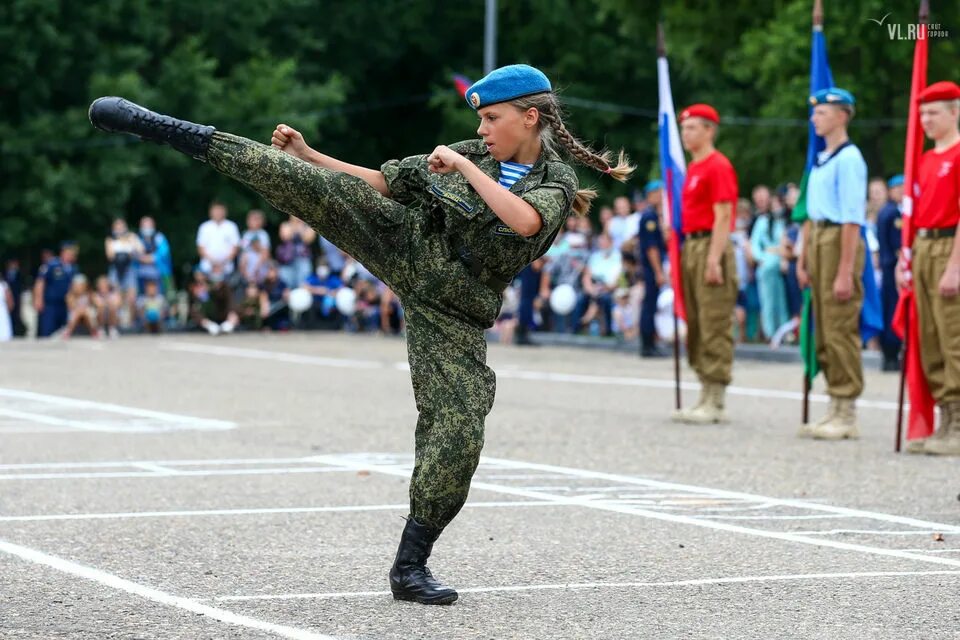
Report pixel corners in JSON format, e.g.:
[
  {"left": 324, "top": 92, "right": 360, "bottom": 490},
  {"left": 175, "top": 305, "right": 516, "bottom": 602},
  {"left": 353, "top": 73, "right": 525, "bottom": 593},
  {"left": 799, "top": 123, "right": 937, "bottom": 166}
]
[
  {"left": 576, "top": 233, "right": 622, "bottom": 335},
  {"left": 240, "top": 209, "right": 271, "bottom": 284},
  {"left": 105, "top": 217, "right": 143, "bottom": 327},
  {"left": 260, "top": 262, "right": 290, "bottom": 331},
  {"left": 239, "top": 281, "right": 263, "bottom": 331},
  {"left": 276, "top": 214, "right": 316, "bottom": 288},
  {"left": 93, "top": 275, "right": 121, "bottom": 338},
  {"left": 541, "top": 233, "right": 588, "bottom": 332},
  {"left": 137, "top": 279, "right": 167, "bottom": 334},
  {"left": 495, "top": 283, "right": 520, "bottom": 344},
  {"left": 197, "top": 201, "right": 240, "bottom": 277},
  {"left": 304, "top": 261, "right": 344, "bottom": 326},
  {"left": 351, "top": 279, "right": 383, "bottom": 333},
  {"left": 240, "top": 235, "right": 270, "bottom": 285},
  {"left": 63, "top": 275, "right": 99, "bottom": 339},
  {"left": 137, "top": 216, "right": 172, "bottom": 295},
  {"left": 612, "top": 287, "right": 639, "bottom": 341},
  {"left": 378, "top": 285, "right": 403, "bottom": 334},
  {"left": 189, "top": 270, "right": 238, "bottom": 335}
]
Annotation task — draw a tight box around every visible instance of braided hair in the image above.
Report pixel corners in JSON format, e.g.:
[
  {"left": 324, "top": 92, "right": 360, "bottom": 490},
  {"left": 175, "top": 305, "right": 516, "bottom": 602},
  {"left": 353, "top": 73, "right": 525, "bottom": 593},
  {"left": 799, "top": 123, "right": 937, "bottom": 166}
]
[{"left": 509, "top": 92, "right": 634, "bottom": 216}]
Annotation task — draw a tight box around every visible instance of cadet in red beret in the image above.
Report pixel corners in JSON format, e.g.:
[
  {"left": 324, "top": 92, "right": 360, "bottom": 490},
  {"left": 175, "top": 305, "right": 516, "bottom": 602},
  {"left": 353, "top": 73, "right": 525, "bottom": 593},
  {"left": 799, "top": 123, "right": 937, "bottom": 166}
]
[
  {"left": 903, "top": 80, "right": 960, "bottom": 455},
  {"left": 672, "top": 103, "right": 739, "bottom": 424}
]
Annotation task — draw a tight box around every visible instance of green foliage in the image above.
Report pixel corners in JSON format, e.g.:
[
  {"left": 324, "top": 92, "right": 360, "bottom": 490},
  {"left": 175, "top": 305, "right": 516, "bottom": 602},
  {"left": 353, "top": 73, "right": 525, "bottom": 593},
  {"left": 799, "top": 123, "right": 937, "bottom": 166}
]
[{"left": 2, "top": 0, "right": 958, "bottom": 277}]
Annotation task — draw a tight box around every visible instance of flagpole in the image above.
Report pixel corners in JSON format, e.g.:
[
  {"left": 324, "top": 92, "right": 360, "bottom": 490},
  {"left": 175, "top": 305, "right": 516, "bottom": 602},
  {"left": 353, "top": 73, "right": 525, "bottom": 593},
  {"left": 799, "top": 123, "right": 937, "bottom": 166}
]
[
  {"left": 895, "top": 309, "right": 909, "bottom": 452},
  {"left": 800, "top": 0, "right": 823, "bottom": 424},
  {"left": 896, "top": 0, "right": 930, "bottom": 452},
  {"left": 658, "top": 22, "right": 682, "bottom": 412}
]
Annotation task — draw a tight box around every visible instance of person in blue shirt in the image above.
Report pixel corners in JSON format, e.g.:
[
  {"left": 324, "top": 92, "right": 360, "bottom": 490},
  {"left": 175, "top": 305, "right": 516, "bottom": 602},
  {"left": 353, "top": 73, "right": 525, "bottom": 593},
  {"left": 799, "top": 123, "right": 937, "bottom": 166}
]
[
  {"left": 137, "top": 216, "right": 173, "bottom": 294},
  {"left": 876, "top": 175, "right": 904, "bottom": 372},
  {"left": 303, "top": 261, "right": 344, "bottom": 327},
  {"left": 797, "top": 88, "right": 868, "bottom": 440},
  {"left": 33, "top": 242, "right": 79, "bottom": 337},
  {"left": 636, "top": 180, "right": 668, "bottom": 357}
]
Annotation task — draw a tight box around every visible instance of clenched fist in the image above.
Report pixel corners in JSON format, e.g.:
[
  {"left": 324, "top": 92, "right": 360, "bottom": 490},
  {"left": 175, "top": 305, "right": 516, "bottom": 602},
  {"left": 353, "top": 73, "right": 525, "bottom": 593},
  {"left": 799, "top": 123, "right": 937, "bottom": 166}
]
[{"left": 271, "top": 124, "right": 312, "bottom": 162}]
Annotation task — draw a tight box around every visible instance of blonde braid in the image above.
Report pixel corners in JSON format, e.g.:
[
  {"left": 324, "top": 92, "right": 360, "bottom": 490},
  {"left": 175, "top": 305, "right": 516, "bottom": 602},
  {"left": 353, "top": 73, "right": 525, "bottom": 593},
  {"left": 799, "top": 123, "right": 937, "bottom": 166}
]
[{"left": 508, "top": 92, "right": 635, "bottom": 216}]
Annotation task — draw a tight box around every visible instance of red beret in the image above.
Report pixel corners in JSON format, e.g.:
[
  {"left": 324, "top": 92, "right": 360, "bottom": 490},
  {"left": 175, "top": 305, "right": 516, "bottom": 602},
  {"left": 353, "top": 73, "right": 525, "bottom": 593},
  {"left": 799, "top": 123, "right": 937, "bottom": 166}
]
[
  {"left": 918, "top": 81, "right": 960, "bottom": 104},
  {"left": 679, "top": 104, "right": 720, "bottom": 124}
]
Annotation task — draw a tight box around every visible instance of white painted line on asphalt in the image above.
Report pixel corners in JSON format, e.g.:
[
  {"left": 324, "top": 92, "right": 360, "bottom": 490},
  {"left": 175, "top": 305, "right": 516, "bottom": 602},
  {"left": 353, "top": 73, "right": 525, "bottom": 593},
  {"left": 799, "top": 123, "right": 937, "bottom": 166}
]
[
  {"left": 159, "top": 342, "right": 899, "bottom": 410},
  {"left": 0, "top": 456, "right": 330, "bottom": 470},
  {"left": 477, "top": 456, "right": 960, "bottom": 534},
  {"left": 0, "top": 387, "right": 236, "bottom": 432},
  {"left": 311, "top": 455, "right": 960, "bottom": 569},
  {"left": 689, "top": 514, "right": 846, "bottom": 521},
  {"left": 0, "top": 500, "right": 560, "bottom": 523},
  {"left": 899, "top": 548, "right": 960, "bottom": 554},
  {"left": 0, "top": 408, "right": 115, "bottom": 432},
  {"left": 792, "top": 529, "right": 946, "bottom": 537},
  {"left": 207, "top": 569, "right": 960, "bottom": 602},
  {"left": 0, "top": 466, "right": 348, "bottom": 481},
  {"left": 161, "top": 342, "right": 382, "bottom": 369},
  {"left": 0, "top": 537, "right": 340, "bottom": 640}
]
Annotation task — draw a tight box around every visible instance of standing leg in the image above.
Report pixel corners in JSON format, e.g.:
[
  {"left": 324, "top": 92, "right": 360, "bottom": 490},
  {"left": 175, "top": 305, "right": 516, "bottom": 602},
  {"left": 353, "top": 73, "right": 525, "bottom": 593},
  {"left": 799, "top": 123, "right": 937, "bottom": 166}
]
[{"left": 388, "top": 299, "right": 496, "bottom": 605}]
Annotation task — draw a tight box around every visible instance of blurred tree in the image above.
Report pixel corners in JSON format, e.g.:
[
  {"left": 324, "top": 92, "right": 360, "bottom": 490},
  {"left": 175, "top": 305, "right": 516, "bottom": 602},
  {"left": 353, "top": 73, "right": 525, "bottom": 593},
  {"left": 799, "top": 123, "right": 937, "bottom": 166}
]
[{"left": 2, "top": 0, "right": 957, "bottom": 277}]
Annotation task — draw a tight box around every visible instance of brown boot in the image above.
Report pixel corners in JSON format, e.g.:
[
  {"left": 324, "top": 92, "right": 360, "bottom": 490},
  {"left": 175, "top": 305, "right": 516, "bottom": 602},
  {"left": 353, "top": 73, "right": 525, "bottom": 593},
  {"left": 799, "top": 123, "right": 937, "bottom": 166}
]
[
  {"left": 924, "top": 400, "right": 960, "bottom": 456},
  {"left": 675, "top": 383, "right": 728, "bottom": 424},
  {"left": 905, "top": 403, "right": 951, "bottom": 454},
  {"left": 798, "top": 397, "right": 837, "bottom": 439},
  {"left": 812, "top": 398, "right": 859, "bottom": 440}
]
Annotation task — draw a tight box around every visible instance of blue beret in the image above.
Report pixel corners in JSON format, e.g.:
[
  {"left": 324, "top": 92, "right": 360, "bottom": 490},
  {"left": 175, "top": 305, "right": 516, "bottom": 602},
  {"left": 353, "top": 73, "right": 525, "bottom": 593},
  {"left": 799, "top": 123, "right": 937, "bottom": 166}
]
[
  {"left": 644, "top": 179, "right": 663, "bottom": 195},
  {"left": 809, "top": 87, "right": 856, "bottom": 106},
  {"left": 887, "top": 174, "right": 904, "bottom": 188},
  {"left": 465, "top": 64, "right": 552, "bottom": 110}
]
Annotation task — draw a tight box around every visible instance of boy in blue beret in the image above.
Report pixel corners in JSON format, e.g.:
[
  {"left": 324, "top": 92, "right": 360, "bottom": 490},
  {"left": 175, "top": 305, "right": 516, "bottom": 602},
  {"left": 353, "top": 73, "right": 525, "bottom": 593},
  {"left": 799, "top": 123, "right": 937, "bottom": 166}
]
[
  {"left": 88, "top": 63, "right": 633, "bottom": 604},
  {"left": 797, "top": 86, "right": 869, "bottom": 440}
]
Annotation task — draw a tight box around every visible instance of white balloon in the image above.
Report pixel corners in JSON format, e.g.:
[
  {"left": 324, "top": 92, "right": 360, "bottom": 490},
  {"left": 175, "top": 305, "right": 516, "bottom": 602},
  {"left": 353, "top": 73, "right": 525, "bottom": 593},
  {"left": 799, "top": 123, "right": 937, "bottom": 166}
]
[
  {"left": 335, "top": 287, "right": 357, "bottom": 316},
  {"left": 549, "top": 284, "right": 577, "bottom": 316},
  {"left": 288, "top": 287, "right": 313, "bottom": 313}
]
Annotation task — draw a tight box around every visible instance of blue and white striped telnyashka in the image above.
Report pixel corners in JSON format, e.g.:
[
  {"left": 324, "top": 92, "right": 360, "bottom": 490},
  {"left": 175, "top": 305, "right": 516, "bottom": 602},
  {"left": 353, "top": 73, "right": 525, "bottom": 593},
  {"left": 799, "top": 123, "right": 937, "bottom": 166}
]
[{"left": 498, "top": 161, "right": 534, "bottom": 189}]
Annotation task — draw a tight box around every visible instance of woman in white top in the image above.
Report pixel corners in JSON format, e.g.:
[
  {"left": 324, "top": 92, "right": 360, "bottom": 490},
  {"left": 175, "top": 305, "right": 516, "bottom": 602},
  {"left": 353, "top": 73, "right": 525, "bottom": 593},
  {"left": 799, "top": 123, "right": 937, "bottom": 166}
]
[{"left": 105, "top": 218, "right": 144, "bottom": 324}]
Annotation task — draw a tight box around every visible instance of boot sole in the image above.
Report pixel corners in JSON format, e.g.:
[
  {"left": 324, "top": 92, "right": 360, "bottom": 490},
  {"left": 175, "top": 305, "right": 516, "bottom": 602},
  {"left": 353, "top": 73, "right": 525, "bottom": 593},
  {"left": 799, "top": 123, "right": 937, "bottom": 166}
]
[{"left": 391, "top": 590, "right": 459, "bottom": 605}]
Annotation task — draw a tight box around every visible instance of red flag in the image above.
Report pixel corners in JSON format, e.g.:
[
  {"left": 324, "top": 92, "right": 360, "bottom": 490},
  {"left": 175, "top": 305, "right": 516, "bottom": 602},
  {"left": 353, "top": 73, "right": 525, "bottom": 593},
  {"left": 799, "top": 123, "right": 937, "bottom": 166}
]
[{"left": 893, "top": 12, "right": 935, "bottom": 440}]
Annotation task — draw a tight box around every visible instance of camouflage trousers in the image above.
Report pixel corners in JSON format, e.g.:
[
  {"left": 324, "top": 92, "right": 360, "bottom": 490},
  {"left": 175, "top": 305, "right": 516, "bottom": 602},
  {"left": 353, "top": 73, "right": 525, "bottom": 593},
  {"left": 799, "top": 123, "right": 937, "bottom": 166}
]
[{"left": 206, "top": 132, "right": 500, "bottom": 530}]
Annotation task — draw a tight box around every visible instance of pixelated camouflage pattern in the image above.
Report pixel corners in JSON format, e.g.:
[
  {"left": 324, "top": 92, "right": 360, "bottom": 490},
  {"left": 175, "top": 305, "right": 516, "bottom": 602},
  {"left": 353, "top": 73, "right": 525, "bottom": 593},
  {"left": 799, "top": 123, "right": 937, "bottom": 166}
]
[{"left": 205, "top": 132, "right": 576, "bottom": 529}]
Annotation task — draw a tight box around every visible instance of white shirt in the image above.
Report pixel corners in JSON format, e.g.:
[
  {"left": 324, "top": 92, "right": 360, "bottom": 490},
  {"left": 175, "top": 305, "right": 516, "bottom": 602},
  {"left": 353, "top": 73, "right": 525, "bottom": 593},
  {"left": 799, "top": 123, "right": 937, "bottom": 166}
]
[{"left": 196, "top": 219, "right": 241, "bottom": 263}]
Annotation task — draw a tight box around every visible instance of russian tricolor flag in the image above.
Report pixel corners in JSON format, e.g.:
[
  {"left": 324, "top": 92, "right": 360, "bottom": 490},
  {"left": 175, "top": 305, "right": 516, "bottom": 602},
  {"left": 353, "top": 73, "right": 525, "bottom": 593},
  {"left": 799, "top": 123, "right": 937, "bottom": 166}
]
[
  {"left": 453, "top": 74, "right": 472, "bottom": 99},
  {"left": 657, "top": 35, "right": 687, "bottom": 321}
]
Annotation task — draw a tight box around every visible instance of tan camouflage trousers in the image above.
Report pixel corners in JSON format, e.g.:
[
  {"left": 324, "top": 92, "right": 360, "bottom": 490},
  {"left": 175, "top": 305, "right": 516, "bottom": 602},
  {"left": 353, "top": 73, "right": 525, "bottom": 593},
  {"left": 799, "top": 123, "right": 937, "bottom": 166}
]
[{"left": 206, "top": 132, "right": 500, "bottom": 529}]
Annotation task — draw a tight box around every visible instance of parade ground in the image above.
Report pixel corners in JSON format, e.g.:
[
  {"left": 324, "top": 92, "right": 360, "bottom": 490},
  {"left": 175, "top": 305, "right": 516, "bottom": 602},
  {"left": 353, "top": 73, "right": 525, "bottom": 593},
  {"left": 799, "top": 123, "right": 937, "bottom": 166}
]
[{"left": 1, "top": 333, "right": 958, "bottom": 640}]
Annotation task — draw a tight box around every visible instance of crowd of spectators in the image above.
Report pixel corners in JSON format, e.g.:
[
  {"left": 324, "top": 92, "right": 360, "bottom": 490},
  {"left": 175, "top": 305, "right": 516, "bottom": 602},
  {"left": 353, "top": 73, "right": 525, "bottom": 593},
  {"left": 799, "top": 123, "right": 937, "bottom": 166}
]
[
  {"left": 501, "top": 176, "right": 904, "bottom": 360},
  {"left": 0, "top": 178, "right": 904, "bottom": 353},
  {"left": 1, "top": 202, "right": 402, "bottom": 340}
]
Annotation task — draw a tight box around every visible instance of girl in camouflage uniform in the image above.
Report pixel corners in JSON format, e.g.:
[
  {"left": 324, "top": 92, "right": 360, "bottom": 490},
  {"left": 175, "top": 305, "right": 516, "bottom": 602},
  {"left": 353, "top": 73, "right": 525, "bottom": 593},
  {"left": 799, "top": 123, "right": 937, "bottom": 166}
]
[{"left": 89, "top": 64, "right": 632, "bottom": 604}]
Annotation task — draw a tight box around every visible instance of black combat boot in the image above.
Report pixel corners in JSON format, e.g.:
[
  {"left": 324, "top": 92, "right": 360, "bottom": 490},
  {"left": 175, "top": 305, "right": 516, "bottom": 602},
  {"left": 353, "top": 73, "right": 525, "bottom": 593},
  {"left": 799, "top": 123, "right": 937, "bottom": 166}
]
[
  {"left": 88, "top": 97, "right": 215, "bottom": 160},
  {"left": 388, "top": 517, "right": 458, "bottom": 605}
]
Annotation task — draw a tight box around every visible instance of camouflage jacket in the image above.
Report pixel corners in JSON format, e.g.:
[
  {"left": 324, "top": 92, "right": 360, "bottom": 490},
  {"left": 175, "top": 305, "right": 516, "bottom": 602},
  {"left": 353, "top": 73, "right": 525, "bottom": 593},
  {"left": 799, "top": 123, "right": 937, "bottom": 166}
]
[{"left": 380, "top": 139, "right": 579, "bottom": 282}]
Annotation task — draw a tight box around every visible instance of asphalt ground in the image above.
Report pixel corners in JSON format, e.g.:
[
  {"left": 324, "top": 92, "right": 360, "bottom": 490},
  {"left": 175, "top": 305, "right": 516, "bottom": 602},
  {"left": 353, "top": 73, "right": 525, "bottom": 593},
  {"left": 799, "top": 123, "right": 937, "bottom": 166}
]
[{"left": 1, "top": 332, "right": 958, "bottom": 639}]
